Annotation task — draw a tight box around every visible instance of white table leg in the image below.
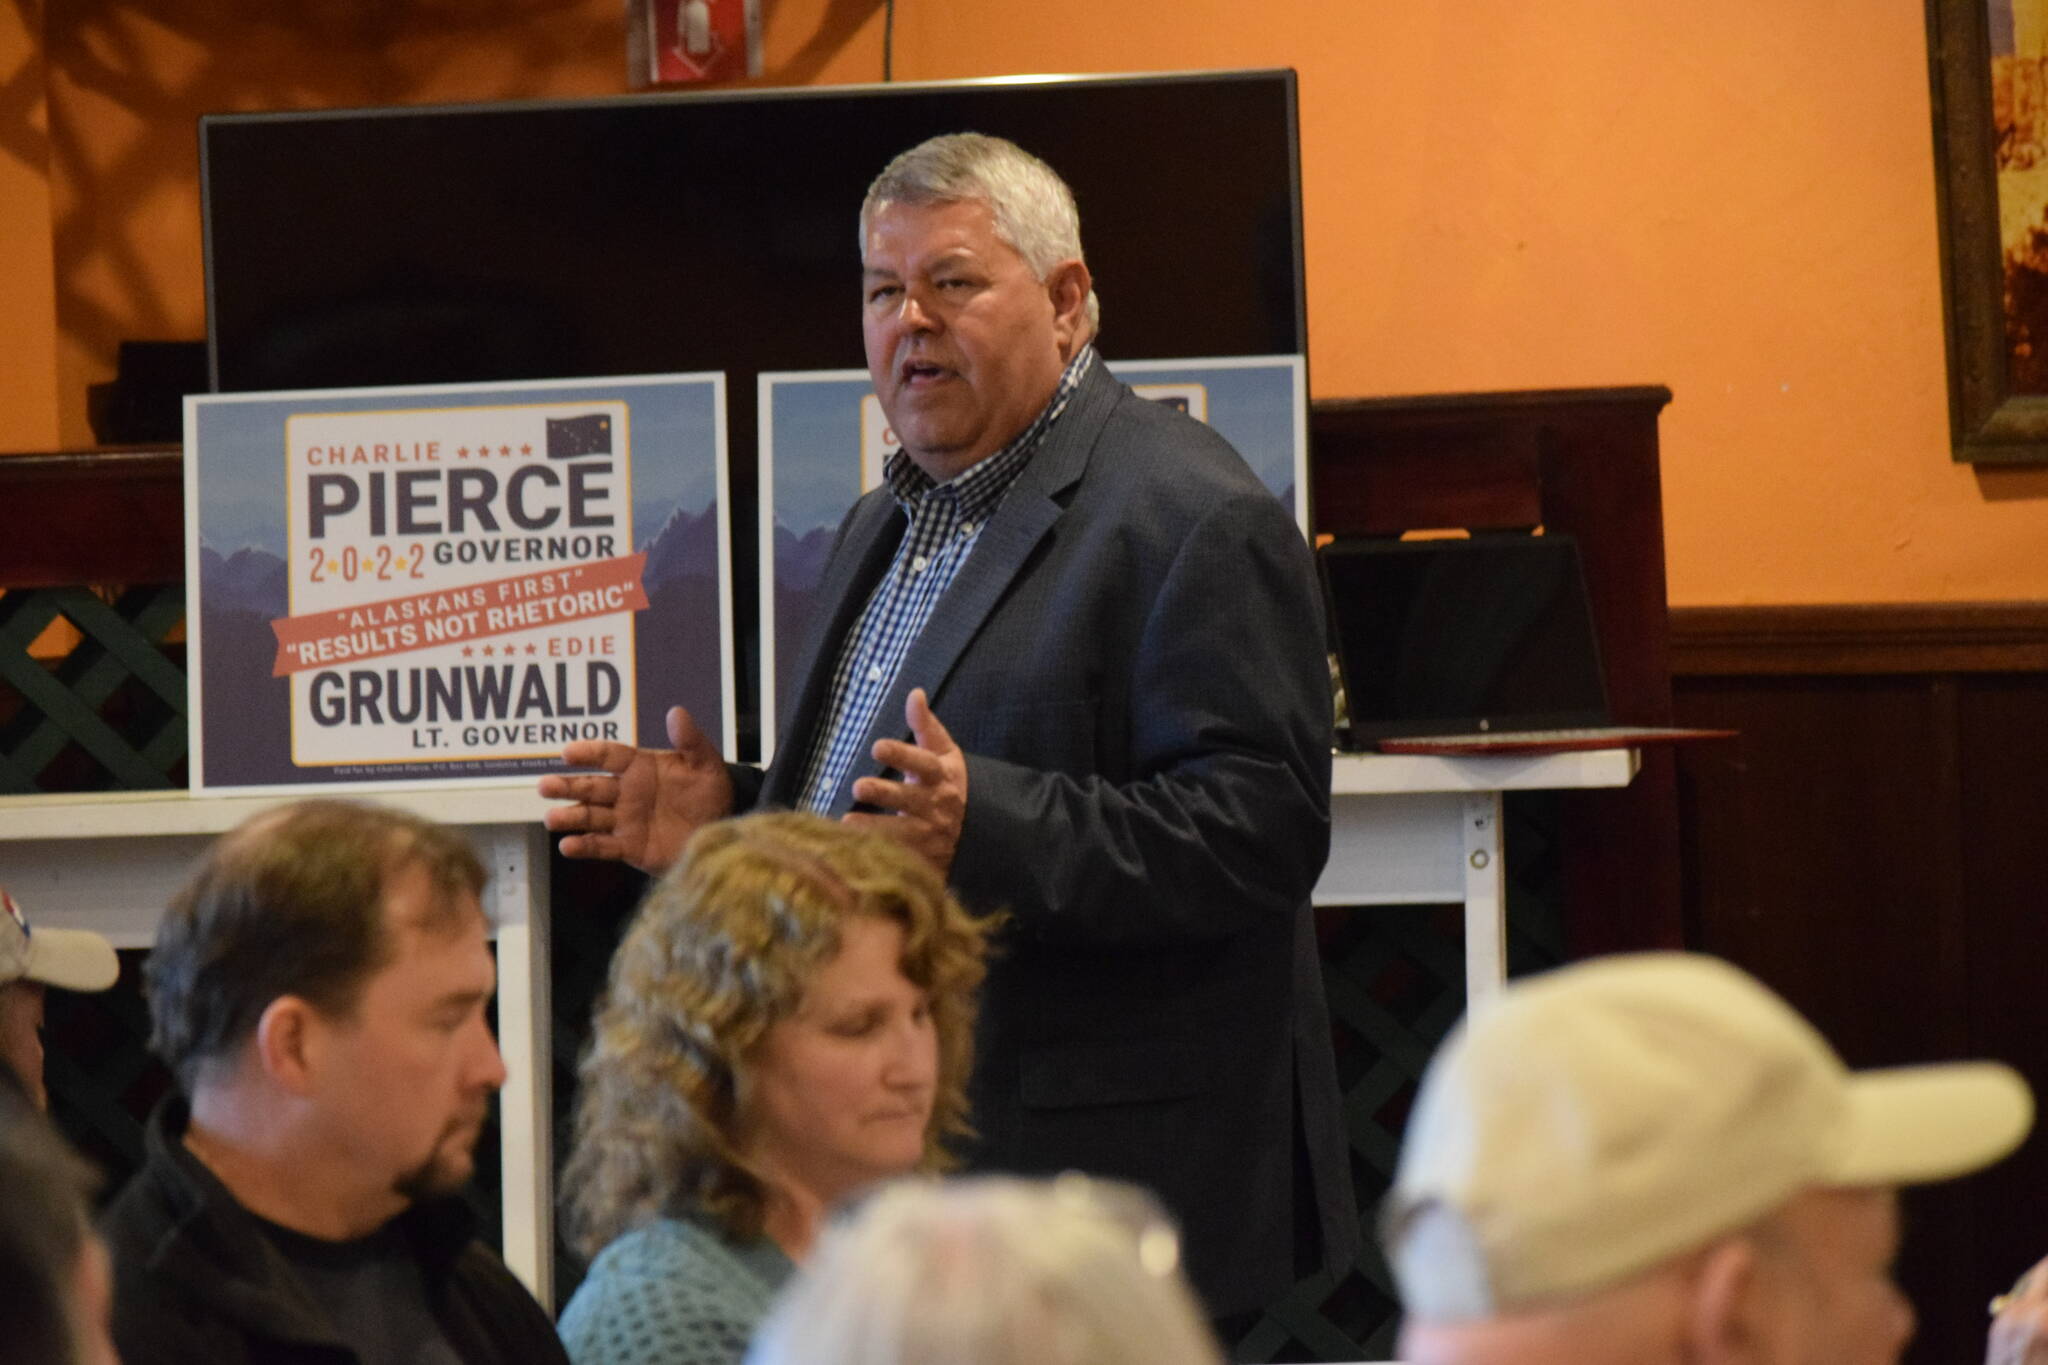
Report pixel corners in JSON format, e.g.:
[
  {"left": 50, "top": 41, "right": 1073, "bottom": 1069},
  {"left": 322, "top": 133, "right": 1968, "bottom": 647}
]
[
  {"left": 474, "top": 823, "right": 553, "bottom": 1310},
  {"left": 1460, "top": 791, "right": 1507, "bottom": 1011}
]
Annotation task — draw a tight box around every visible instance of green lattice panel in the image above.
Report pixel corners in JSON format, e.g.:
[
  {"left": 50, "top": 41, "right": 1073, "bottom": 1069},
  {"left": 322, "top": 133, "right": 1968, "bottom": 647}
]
[
  {"left": 0, "top": 586, "right": 188, "bottom": 792},
  {"left": 1226, "top": 791, "right": 1569, "bottom": 1362}
]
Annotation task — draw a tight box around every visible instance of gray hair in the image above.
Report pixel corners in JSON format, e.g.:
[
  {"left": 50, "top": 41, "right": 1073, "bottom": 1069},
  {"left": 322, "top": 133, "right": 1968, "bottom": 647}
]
[
  {"left": 745, "top": 1175, "right": 1224, "bottom": 1365},
  {"left": 860, "top": 133, "right": 1101, "bottom": 333}
]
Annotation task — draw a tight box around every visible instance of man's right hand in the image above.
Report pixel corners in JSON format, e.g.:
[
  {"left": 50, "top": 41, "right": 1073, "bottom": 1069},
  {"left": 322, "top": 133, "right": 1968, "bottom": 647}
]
[{"left": 538, "top": 706, "right": 733, "bottom": 875}]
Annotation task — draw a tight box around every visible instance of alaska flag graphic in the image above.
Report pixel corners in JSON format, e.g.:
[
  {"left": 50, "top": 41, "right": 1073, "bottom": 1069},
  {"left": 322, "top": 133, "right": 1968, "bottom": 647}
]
[{"left": 547, "top": 413, "right": 613, "bottom": 459}]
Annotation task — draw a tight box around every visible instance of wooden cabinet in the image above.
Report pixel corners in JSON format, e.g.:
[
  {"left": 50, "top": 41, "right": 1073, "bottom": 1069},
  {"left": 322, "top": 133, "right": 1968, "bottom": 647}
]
[{"left": 1311, "top": 386, "right": 1683, "bottom": 956}]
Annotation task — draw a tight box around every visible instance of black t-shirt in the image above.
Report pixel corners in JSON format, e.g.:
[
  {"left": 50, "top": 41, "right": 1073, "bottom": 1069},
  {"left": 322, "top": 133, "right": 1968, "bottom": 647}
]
[{"left": 256, "top": 1215, "right": 466, "bottom": 1365}]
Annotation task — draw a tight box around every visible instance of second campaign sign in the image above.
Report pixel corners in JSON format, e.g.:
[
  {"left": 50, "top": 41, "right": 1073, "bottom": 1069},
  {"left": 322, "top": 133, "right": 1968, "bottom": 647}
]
[{"left": 184, "top": 375, "right": 731, "bottom": 794}]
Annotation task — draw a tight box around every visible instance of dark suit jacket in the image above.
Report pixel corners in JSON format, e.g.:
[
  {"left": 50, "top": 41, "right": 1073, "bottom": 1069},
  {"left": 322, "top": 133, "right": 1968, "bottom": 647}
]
[
  {"left": 736, "top": 360, "right": 1357, "bottom": 1313},
  {"left": 104, "top": 1098, "right": 570, "bottom": 1365}
]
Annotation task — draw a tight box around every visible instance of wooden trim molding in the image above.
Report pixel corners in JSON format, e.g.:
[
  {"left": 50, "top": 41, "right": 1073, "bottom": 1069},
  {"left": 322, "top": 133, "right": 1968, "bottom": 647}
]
[
  {"left": 1311, "top": 384, "right": 1674, "bottom": 418},
  {"left": 1671, "top": 602, "right": 2048, "bottom": 676},
  {"left": 0, "top": 447, "right": 183, "bottom": 588}
]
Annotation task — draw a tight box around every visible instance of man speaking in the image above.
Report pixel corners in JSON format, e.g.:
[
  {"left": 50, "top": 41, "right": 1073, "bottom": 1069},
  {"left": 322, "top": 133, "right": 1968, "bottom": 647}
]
[{"left": 541, "top": 132, "right": 1353, "bottom": 1317}]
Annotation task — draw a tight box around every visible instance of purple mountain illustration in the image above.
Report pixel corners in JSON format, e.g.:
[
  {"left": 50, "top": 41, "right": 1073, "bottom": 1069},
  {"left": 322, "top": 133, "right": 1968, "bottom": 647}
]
[
  {"left": 773, "top": 523, "right": 838, "bottom": 595},
  {"left": 198, "top": 545, "right": 289, "bottom": 620},
  {"left": 639, "top": 504, "right": 719, "bottom": 592}
]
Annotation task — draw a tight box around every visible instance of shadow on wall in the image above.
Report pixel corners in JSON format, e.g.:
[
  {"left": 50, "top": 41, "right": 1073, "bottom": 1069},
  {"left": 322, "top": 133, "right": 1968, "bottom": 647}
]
[
  {"left": 33, "top": 0, "right": 881, "bottom": 442},
  {"left": 776, "top": 0, "right": 885, "bottom": 84},
  {"left": 0, "top": 2, "right": 52, "bottom": 177},
  {"left": 1976, "top": 463, "right": 2048, "bottom": 500}
]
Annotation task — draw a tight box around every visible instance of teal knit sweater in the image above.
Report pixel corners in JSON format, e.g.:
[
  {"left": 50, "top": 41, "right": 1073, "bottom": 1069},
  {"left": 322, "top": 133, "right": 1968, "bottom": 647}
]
[{"left": 559, "top": 1215, "right": 794, "bottom": 1365}]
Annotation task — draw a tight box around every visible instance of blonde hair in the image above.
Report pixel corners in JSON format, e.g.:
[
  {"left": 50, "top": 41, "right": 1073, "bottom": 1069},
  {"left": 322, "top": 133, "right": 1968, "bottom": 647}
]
[
  {"left": 746, "top": 1176, "right": 1226, "bottom": 1365},
  {"left": 561, "top": 813, "right": 992, "bottom": 1256}
]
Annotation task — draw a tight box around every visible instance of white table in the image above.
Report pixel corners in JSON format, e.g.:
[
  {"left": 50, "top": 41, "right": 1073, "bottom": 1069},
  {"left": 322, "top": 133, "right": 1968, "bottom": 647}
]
[
  {"left": 1316, "top": 749, "right": 1636, "bottom": 1365},
  {"left": 0, "top": 749, "right": 1633, "bottom": 1314},
  {"left": 0, "top": 786, "right": 558, "bottom": 1305},
  {"left": 1317, "top": 749, "right": 1639, "bottom": 1009}
]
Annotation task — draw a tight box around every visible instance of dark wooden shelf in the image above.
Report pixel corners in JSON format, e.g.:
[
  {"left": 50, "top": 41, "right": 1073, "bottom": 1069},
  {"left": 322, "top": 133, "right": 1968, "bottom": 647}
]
[{"left": 0, "top": 447, "right": 183, "bottom": 588}]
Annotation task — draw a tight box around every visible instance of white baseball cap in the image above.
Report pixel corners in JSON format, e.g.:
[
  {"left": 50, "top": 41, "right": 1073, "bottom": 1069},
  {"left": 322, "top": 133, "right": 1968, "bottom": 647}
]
[
  {"left": 0, "top": 889, "right": 118, "bottom": 993},
  {"left": 1383, "top": 952, "right": 2033, "bottom": 1322}
]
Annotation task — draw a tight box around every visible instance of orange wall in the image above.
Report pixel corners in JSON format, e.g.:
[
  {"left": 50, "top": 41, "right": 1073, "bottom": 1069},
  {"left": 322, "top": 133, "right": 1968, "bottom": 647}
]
[
  {"left": 23, "top": 1, "right": 2048, "bottom": 605},
  {"left": 34, "top": 0, "right": 882, "bottom": 454},
  {"left": 876, "top": 0, "right": 2048, "bottom": 606},
  {"left": 0, "top": 0, "right": 61, "bottom": 451},
  {"left": 38, "top": 1, "right": 634, "bottom": 458}
]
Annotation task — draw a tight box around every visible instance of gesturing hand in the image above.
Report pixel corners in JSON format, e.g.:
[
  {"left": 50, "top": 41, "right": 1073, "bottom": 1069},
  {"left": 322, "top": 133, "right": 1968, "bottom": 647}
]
[
  {"left": 538, "top": 705, "right": 734, "bottom": 876},
  {"left": 1990, "top": 1256, "right": 2048, "bottom": 1365},
  {"left": 845, "top": 688, "right": 968, "bottom": 878}
]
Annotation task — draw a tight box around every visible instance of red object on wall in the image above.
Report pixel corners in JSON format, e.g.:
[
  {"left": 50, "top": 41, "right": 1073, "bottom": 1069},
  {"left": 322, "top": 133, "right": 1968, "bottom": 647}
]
[{"left": 636, "top": 0, "right": 760, "bottom": 85}]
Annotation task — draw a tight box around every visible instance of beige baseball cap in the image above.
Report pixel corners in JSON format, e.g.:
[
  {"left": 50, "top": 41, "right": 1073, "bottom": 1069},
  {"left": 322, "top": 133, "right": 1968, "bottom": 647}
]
[
  {"left": 1383, "top": 952, "right": 2032, "bottom": 1322},
  {"left": 0, "top": 889, "right": 118, "bottom": 993}
]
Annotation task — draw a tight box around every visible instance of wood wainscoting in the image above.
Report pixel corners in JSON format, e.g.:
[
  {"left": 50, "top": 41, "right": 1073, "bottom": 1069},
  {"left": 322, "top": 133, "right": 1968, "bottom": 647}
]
[{"left": 1671, "top": 603, "right": 2048, "bottom": 1365}]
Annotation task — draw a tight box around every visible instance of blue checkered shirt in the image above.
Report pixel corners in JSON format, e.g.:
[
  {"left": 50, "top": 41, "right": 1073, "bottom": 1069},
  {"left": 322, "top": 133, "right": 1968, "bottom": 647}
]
[{"left": 795, "top": 347, "right": 1097, "bottom": 812}]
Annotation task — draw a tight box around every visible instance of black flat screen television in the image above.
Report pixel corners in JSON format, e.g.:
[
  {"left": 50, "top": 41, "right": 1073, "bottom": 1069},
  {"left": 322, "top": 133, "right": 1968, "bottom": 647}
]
[
  {"left": 198, "top": 70, "right": 1306, "bottom": 748},
  {"left": 201, "top": 70, "right": 1303, "bottom": 391}
]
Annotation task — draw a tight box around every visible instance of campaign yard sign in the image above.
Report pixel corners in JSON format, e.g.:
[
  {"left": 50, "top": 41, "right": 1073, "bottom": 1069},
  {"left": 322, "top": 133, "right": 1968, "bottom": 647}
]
[
  {"left": 755, "top": 355, "right": 1305, "bottom": 760},
  {"left": 185, "top": 375, "right": 730, "bottom": 794}
]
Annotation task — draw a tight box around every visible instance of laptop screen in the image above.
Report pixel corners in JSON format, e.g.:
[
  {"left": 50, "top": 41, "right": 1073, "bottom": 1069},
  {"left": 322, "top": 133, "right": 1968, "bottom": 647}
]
[{"left": 1320, "top": 535, "right": 1612, "bottom": 741}]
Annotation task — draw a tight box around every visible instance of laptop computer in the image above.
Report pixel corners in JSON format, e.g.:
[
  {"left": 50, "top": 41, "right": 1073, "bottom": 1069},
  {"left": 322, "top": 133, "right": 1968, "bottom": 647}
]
[{"left": 1319, "top": 534, "right": 1732, "bottom": 756}]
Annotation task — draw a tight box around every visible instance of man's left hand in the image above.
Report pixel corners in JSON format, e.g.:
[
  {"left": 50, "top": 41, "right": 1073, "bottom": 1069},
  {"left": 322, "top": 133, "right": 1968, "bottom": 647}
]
[
  {"left": 1990, "top": 1256, "right": 2048, "bottom": 1365},
  {"left": 846, "top": 688, "right": 967, "bottom": 877}
]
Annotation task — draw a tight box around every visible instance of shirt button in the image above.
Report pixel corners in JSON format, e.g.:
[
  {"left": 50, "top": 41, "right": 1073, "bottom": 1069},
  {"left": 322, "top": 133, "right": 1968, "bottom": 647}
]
[
  {"left": 959, "top": 521, "right": 976, "bottom": 536},
  {"left": 911, "top": 555, "right": 928, "bottom": 574},
  {"left": 867, "top": 665, "right": 883, "bottom": 682}
]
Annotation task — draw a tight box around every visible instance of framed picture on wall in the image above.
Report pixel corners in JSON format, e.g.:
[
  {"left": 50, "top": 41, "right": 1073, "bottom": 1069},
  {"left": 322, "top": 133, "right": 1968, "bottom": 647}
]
[{"left": 1929, "top": 0, "right": 2048, "bottom": 462}]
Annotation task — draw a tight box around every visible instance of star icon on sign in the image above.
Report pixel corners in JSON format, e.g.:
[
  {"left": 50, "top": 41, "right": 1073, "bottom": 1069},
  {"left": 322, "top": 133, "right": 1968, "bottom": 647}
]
[
  {"left": 520, "top": 443, "right": 533, "bottom": 456},
  {"left": 526, "top": 643, "right": 539, "bottom": 656},
  {"left": 456, "top": 446, "right": 469, "bottom": 458},
  {"left": 481, "top": 645, "right": 495, "bottom": 657},
  {"left": 499, "top": 444, "right": 512, "bottom": 457},
  {"left": 462, "top": 646, "right": 474, "bottom": 658}
]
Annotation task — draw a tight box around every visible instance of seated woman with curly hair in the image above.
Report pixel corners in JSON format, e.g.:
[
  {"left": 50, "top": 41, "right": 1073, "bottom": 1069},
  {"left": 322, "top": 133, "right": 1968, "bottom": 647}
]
[{"left": 556, "top": 812, "right": 992, "bottom": 1365}]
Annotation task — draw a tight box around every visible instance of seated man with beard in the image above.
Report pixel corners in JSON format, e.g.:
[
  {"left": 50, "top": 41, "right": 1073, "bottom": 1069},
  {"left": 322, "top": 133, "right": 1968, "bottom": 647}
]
[{"left": 102, "top": 800, "right": 568, "bottom": 1365}]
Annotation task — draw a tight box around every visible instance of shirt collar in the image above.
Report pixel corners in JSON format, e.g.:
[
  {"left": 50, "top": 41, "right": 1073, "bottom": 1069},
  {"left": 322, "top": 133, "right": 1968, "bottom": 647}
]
[{"left": 884, "top": 345, "right": 1097, "bottom": 519}]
